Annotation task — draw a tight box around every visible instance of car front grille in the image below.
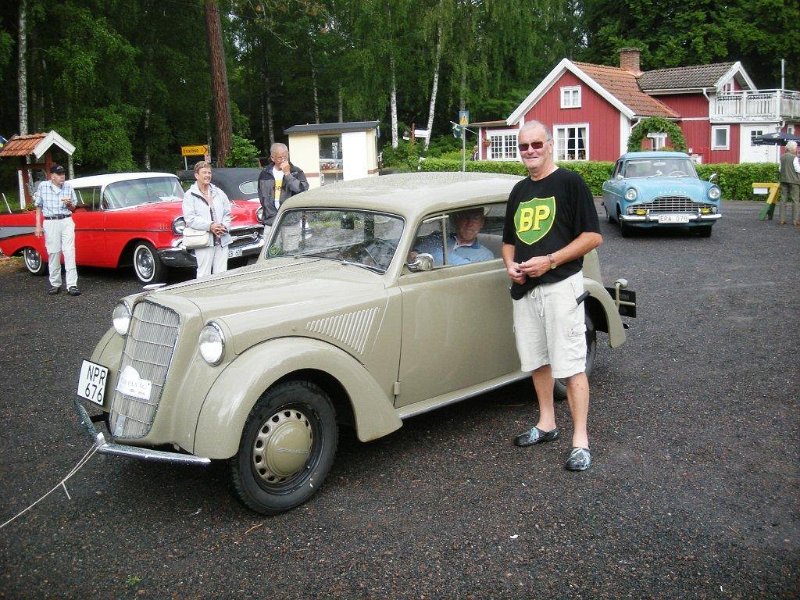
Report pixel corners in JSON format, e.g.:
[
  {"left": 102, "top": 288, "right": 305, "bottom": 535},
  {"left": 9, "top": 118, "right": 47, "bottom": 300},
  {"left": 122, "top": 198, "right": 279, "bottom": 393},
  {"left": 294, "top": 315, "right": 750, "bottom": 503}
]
[
  {"left": 228, "top": 225, "right": 262, "bottom": 250},
  {"left": 639, "top": 195, "right": 714, "bottom": 213},
  {"left": 109, "top": 301, "right": 180, "bottom": 439}
]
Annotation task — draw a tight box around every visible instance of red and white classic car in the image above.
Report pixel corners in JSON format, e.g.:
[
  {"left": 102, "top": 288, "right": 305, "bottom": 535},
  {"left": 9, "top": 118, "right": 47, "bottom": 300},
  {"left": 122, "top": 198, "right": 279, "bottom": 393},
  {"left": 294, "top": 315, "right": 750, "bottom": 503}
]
[{"left": 0, "top": 172, "right": 264, "bottom": 284}]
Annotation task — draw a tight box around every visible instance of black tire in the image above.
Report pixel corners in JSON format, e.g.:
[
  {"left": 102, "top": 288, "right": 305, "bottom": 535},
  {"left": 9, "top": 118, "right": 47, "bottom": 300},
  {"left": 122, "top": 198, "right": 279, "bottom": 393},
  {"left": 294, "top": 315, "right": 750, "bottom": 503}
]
[
  {"left": 132, "top": 242, "right": 166, "bottom": 284},
  {"left": 619, "top": 218, "right": 633, "bottom": 238},
  {"left": 23, "top": 247, "right": 46, "bottom": 276},
  {"left": 230, "top": 380, "right": 338, "bottom": 515},
  {"left": 697, "top": 225, "right": 712, "bottom": 238},
  {"left": 554, "top": 313, "right": 596, "bottom": 401}
]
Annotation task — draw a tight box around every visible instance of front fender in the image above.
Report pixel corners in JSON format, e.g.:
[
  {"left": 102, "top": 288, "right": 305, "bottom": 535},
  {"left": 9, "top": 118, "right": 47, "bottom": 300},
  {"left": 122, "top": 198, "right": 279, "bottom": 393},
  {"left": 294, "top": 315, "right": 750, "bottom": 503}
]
[{"left": 194, "top": 337, "right": 402, "bottom": 459}]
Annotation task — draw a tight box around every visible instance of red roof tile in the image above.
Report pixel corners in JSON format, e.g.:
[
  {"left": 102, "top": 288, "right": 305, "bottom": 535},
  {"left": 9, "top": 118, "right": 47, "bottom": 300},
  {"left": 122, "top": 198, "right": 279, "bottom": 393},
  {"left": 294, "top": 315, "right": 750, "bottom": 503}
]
[
  {"left": 574, "top": 62, "right": 679, "bottom": 119},
  {"left": 0, "top": 133, "right": 48, "bottom": 157}
]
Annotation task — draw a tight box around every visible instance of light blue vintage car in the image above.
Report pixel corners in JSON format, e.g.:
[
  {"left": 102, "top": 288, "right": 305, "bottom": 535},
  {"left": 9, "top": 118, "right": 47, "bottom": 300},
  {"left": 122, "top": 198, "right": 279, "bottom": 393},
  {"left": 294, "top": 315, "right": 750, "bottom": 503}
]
[{"left": 601, "top": 151, "right": 722, "bottom": 237}]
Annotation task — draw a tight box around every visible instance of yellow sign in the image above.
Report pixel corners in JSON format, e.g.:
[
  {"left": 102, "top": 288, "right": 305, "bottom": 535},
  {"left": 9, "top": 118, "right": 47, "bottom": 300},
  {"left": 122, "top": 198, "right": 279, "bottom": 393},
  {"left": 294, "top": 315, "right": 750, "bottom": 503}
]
[{"left": 181, "top": 145, "right": 208, "bottom": 157}]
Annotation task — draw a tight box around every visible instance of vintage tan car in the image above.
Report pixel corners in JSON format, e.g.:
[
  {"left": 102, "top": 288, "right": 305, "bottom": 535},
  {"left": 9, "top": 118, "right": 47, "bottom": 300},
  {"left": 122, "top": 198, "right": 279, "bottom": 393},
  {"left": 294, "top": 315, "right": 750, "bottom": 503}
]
[{"left": 74, "top": 172, "right": 635, "bottom": 514}]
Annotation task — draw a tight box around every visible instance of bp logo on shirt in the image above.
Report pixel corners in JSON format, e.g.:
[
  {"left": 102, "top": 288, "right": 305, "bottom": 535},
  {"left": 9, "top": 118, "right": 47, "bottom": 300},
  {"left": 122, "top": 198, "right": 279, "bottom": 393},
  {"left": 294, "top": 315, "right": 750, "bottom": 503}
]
[{"left": 514, "top": 197, "right": 556, "bottom": 245}]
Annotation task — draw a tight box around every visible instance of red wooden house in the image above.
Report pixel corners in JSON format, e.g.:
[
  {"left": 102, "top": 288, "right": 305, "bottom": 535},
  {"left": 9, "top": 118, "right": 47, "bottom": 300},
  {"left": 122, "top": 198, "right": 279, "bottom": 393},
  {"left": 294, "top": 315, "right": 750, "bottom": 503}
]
[{"left": 475, "top": 49, "right": 800, "bottom": 164}]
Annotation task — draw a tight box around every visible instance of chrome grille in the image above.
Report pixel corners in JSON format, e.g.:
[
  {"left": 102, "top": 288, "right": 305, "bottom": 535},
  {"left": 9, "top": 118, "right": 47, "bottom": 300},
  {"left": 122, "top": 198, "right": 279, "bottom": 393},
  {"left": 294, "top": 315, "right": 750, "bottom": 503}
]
[
  {"left": 109, "top": 301, "right": 180, "bottom": 439},
  {"left": 639, "top": 195, "right": 713, "bottom": 213},
  {"left": 228, "top": 226, "right": 262, "bottom": 249}
]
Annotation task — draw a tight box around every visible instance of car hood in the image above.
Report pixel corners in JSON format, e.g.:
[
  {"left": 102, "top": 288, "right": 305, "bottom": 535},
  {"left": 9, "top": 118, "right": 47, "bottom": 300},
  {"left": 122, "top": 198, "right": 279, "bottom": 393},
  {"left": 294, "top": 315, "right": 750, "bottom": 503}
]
[
  {"left": 144, "top": 258, "right": 388, "bottom": 355},
  {"left": 618, "top": 177, "right": 715, "bottom": 199}
]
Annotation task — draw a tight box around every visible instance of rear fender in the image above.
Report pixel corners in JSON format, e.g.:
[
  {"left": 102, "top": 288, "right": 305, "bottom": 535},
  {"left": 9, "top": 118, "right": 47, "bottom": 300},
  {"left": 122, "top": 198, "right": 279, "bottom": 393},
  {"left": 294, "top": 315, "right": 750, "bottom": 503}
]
[{"left": 584, "top": 278, "right": 626, "bottom": 348}]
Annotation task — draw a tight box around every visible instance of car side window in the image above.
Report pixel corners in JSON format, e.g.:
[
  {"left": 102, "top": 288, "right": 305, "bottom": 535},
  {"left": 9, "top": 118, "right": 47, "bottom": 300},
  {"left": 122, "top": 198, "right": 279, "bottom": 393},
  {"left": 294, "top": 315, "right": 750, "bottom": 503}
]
[
  {"left": 75, "top": 186, "right": 102, "bottom": 210},
  {"left": 411, "top": 203, "right": 505, "bottom": 268}
]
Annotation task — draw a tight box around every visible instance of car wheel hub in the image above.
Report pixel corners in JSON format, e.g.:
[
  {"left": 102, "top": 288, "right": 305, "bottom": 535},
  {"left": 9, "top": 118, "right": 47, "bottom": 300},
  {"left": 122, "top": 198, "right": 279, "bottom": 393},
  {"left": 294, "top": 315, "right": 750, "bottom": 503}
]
[
  {"left": 24, "top": 248, "right": 41, "bottom": 270},
  {"left": 136, "top": 249, "right": 153, "bottom": 279},
  {"left": 252, "top": 409, "right": 313, "bottom": 482}
]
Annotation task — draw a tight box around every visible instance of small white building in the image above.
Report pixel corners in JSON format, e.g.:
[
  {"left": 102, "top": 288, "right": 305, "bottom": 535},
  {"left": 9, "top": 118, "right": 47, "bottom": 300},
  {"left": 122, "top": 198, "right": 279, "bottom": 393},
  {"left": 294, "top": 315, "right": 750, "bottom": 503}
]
[{"left": 285, "top": 121, "right": 380, "bottom": 189}]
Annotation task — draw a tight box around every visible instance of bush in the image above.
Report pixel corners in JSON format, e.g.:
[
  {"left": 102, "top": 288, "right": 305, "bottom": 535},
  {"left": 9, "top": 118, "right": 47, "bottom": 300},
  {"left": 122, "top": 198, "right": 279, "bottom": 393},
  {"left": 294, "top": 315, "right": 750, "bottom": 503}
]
[
  {"left": 225, "top": 134, "right": 260, "bottom": 167},
  {"left": 696, "top": 162, "right": 778, "bottom": 201},
  {"left": 381, "top": 140, "right": 422, "bottom": 171},
  {"left": 418, "top": 158, "right": 777, "bottom": 200}
]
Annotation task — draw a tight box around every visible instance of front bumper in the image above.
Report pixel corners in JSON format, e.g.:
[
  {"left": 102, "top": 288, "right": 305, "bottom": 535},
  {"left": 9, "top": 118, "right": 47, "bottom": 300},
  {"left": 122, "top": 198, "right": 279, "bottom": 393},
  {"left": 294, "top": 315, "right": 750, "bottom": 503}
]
[
  {"left": 73, "top": 397, "right": 211, "bottom": 466},
  {"left": 158, "top": 234, "right": 265, "bottom": 268},
  {"left": 620, "top": 212, "right": 721, "bottom": 224}
]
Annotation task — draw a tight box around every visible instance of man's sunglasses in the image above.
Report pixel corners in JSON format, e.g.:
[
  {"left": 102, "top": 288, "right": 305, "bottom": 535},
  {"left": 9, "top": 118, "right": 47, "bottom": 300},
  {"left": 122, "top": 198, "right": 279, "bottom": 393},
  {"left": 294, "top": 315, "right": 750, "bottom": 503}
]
[{"left": 518, "top": 141, "right": 548, "bottom": 152}]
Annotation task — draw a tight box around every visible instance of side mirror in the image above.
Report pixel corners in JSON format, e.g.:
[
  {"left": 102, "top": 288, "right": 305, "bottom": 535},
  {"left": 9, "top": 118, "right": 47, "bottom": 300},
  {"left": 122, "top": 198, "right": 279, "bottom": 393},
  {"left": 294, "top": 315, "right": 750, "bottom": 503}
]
[
  {"left": 709, "top": 173, "right": 718, "bottom": 183},
  {"left": 407, "top": 253, "right": 434, "bottom": 272}
]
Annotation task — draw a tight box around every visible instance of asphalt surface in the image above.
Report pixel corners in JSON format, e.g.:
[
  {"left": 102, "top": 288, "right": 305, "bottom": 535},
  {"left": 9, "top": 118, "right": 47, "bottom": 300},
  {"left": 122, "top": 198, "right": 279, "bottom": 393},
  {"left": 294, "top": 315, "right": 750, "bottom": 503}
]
[{"left": 0, "top": 200, "right": 797, "bottom": 599}]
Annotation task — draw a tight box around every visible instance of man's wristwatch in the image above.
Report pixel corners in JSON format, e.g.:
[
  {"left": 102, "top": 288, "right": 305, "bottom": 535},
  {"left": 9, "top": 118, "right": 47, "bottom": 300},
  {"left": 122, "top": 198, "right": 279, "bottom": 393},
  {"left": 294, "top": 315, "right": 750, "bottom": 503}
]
[{"left": 547, "top": 253, "right": 557, "bottom": 270}]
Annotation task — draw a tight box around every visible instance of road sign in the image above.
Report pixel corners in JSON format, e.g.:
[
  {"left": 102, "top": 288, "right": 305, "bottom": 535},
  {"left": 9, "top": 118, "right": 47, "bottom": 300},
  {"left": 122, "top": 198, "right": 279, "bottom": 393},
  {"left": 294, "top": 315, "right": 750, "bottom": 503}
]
[{"left": 181, "top": 145, "right": 208, "bottom": 157}]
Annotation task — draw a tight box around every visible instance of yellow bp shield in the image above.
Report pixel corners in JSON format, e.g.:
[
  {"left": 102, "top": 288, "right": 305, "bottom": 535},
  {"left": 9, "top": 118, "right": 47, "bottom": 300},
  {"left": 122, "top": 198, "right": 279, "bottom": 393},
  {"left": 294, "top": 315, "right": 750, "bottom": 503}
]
[{"left": 514, "top": 197, "right": 556, "bottom": 245}]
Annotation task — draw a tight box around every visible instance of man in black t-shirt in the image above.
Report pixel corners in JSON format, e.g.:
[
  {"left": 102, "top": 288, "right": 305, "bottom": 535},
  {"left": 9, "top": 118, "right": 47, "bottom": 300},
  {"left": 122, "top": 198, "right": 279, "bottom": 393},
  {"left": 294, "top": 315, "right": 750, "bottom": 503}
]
[{"left": 502, "top": 120, "right": 602, "bottom": 471}]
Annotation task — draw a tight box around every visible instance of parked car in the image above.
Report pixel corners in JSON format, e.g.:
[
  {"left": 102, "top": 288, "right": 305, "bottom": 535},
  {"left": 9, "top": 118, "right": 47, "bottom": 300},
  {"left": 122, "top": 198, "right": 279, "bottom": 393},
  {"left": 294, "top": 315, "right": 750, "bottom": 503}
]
[
  {"left": 0, "top": 172, "right": 264, "bottom": 284},
  {"left": 73, "top": 172, "right": 636, "bottom": 515},
  {"left": 601, "top": 151, "right": 722, "bottom": 237},
  {"left": 177, "top": 167, "right": 261, "bottom": 202}
]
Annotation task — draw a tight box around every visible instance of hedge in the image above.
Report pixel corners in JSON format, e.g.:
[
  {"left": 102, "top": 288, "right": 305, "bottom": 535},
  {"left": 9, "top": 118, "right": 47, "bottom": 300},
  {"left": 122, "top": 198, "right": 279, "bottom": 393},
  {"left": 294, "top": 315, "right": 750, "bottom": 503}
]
[{"left": 417, "top": 158, "right": 780, "bottom": 201}]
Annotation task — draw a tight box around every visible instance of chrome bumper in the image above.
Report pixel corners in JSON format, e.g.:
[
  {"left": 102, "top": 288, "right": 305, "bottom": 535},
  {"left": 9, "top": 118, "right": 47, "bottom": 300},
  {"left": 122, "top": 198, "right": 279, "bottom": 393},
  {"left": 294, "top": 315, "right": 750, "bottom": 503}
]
[
  {"left": 158, "top": 236, "right": 265, "bottom": 268},
  {"left": 73, "top": 397, "right": 211, "bottom": 466},
  {"left": 620, "top": 213, "right": 722, "bottom": 223}
]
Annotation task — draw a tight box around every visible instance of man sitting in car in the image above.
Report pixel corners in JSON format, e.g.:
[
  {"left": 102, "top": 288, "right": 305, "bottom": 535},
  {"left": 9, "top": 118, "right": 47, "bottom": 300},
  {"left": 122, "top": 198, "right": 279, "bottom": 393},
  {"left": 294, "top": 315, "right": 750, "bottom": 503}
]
[{"left": 413, "top": 207, "right": 495, "bottom": 266}]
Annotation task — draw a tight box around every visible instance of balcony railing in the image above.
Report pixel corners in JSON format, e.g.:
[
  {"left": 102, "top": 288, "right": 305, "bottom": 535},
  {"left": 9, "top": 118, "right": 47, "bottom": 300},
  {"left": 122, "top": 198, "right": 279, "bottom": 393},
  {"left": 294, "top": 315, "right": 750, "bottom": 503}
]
[{"left": 711, "top": 89, "right": 800, "bottom": 122}]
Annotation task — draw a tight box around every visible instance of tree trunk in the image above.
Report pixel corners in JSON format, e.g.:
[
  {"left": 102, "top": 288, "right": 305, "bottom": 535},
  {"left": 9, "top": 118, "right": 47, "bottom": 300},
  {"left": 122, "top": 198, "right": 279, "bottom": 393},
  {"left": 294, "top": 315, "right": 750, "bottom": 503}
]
[
  {"left": 265, "top": 75, "right": 275, "bottom": 148},
  {"left": 309, "top": 48, "right": 320, "bottom": 124},
  {"left": 390, "top": 53, "right": 398, "bottom": 148},
  {"left": 18, "top": 0, "right": 28, "bottom": 136},
  {"left": 423, "top": 23, "right": 443, "bottom": 151},
  {"left": 338, "top": 84, "right": 343, "bottom": 122},
  {"left": 205, "top": 0, "right": 232, "bottom": 166},
  {"left": 143, "top": 106, "right": 151, "bottom": 171}
]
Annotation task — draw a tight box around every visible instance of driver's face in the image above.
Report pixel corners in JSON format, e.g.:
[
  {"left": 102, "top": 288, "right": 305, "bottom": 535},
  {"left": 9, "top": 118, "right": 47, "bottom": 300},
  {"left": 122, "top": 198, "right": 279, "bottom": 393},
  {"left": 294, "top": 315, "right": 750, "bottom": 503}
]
[{"left": 455, "top": 213, "right": 484, "bottom": 243}]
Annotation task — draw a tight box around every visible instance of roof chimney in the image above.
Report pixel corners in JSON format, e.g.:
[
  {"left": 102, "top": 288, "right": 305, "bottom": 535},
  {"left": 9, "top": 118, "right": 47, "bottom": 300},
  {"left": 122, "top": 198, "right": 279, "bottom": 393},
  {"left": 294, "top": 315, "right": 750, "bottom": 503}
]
[{"left": 619, "top": 48, "right": 642, "bottom": 76}]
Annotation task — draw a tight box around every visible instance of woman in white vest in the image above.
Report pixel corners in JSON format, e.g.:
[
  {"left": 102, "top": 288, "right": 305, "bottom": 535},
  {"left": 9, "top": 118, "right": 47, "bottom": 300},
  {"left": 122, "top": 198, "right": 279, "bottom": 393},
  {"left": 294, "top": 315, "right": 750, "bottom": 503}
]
[{"left": 182, "top": 161, "right": 232, "bottom": 278}]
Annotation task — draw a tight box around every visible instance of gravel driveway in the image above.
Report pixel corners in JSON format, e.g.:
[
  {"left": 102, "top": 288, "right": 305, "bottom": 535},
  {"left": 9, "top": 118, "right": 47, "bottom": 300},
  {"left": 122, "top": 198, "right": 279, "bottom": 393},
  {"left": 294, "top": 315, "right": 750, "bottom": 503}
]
[{"left": 0, "top": 200, "right": 797, "bottom": 599}]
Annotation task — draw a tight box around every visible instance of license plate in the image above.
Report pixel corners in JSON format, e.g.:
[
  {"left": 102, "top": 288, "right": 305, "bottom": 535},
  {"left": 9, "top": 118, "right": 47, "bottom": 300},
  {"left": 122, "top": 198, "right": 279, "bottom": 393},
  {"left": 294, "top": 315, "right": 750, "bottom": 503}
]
[
  {"left": 658, "top": 214, "right": 691, "bottom": 224},
  {"left": 228, "top": 246, "right": 243, "bottom": 258},
  {"left": 77, "top": 360, "right": 109, "bottom": 406}
]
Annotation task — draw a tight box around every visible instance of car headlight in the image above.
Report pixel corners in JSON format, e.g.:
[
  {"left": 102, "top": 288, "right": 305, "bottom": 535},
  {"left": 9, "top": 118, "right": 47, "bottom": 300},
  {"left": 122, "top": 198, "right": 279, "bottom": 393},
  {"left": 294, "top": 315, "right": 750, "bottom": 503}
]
[
  {"left": 172, "top": 216, "right": 187, "bottom": 235},
  {"left": 708, "top": 186, "right": 721, "bottom": 200},
  {"left": 199, "top": 322, "right": 225, "bottom": 365},
  {"left": 256, "top": 206, "right": 265, "bottom": 224},
  {"left": 112, "top": 302, "right": 132, "bottom": 336},
  {"left": 624, "top": 188, "right": 638, "bottom": 201}
]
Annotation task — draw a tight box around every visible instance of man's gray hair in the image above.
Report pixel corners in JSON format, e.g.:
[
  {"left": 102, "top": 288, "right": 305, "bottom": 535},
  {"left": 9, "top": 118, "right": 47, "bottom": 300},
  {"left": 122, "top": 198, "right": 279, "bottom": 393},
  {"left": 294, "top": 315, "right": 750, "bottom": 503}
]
[
  {"left": 786, "top": 140, "right": 798, "bottom": 152},
  {"left": 519, "top": 120, "right": 553, "bottom": 141},
  {"left": 270, "top": 142, "right": 288, "bottom": 154}
]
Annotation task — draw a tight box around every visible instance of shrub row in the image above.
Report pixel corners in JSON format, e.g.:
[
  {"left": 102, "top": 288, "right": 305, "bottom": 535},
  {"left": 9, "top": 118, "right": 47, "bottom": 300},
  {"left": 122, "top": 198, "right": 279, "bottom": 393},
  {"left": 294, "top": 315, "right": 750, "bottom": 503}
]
[{"left": 417, "top": 158, "right": 780, "bottom": 201}]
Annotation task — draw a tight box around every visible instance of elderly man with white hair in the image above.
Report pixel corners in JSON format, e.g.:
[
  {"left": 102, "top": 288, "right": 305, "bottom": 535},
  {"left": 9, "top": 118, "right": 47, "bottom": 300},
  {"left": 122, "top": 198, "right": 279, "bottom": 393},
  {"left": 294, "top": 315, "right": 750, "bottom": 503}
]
[{"left": 778, "top": 140, "right": 800, "bottom": 226}]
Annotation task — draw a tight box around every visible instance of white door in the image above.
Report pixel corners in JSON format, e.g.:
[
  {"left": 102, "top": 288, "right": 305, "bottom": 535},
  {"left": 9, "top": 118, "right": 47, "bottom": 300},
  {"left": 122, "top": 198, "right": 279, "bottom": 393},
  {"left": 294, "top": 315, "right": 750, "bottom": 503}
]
[{"left": 740, "top": 125, "right": 780, "bottom": 164}]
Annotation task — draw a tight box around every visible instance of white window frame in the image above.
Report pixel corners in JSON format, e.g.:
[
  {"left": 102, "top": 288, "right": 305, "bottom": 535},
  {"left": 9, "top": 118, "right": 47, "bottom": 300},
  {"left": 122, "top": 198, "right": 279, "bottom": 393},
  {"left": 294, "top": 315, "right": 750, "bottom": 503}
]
[
  {"left": 647, "top": 132, "right": 667, "bottom": 150},
  {"left": 711, "top": 125, "right": 730, "bottom": 150},
  {"left": 560, "top": 86, "right": 582, "bottom": 109},
  {"left": 553, "top": 124, "right": 589, "bottom": 161},
  {"left": 487, "top": 130, "right": 519, "bottom": 161}
]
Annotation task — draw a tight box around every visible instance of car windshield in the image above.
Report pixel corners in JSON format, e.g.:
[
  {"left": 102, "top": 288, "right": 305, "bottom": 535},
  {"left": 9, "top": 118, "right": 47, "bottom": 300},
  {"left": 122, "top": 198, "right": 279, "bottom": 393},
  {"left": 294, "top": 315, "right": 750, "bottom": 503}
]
[
  {"left": 624, "top": 158, "right": 697, "bottom": 178},
  {"left": 266, "top": 209, "right": 404, "bottom": 273},
  {"left": 104, "top": 177, "right": 184, "bottom": 209}
]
